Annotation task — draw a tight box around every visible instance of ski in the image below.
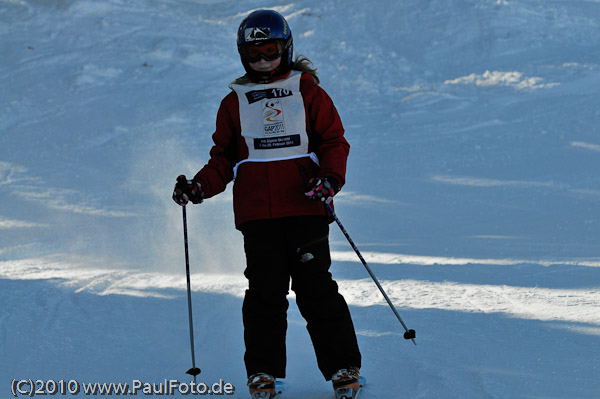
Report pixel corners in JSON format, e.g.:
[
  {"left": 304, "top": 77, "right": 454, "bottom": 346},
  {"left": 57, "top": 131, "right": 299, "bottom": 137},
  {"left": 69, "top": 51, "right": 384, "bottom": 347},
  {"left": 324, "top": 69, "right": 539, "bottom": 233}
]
[{"left": 334, "top": 376, "right": 365, "bottom": 399}]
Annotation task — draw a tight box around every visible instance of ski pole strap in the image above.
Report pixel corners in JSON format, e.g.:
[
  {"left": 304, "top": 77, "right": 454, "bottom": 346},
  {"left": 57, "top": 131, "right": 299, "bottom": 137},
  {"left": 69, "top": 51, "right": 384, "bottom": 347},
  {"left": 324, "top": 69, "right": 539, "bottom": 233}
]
[{"left": 325, "top": 203, "right": 416, "bottom": 345}]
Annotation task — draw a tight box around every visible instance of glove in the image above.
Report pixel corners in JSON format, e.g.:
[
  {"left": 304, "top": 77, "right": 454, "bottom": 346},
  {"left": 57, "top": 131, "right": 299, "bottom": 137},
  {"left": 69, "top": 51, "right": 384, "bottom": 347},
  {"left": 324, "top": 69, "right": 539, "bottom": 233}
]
[
  {"left": 172, "top": 175, "right": 204, "bottom": 206},
  {"left": 305, "top": 177, "right": 339, "bottom": 204}
]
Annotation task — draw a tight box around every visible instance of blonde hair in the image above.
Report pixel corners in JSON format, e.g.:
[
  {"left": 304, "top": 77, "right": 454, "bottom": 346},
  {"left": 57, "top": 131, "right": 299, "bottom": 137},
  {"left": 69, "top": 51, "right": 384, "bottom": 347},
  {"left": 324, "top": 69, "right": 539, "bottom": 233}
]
[
  {"left": 230, "top": 55, "right": 319, "bottom": 86},
  {"left": 292, "top": 55, "right": 319, "bottom": 84}
]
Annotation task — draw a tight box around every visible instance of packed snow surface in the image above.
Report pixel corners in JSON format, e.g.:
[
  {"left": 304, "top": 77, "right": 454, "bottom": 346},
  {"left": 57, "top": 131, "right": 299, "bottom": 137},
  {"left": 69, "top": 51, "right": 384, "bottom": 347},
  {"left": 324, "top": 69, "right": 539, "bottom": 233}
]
[{"left": 1, "top": 0, "right": 599, "bottom": 398}]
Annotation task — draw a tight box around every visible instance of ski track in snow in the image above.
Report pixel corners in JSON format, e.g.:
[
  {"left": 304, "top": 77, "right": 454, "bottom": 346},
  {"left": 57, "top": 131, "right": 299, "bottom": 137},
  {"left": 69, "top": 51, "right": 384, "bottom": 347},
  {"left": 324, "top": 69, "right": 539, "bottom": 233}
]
[{"left": 1, "top": 256, "right": 598, "bottom": 327}]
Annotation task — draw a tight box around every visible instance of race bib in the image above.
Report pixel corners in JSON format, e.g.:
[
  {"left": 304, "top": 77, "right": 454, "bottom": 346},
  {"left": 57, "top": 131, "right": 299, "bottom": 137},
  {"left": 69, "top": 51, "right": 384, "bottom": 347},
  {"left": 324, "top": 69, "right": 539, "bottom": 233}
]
[{"left": 231, "top": 71, "right": 309, "bottom": 160}]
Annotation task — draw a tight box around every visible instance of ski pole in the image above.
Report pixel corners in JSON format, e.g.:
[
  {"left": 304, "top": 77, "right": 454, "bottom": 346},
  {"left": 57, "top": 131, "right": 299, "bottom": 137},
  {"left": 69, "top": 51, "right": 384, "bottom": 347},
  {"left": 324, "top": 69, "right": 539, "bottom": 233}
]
[
  {"left": 325, "top": 202, "right": 416, "bottom": 345},
  {"left": 181, "top": 205, "right": 202, "bottom": 380}
]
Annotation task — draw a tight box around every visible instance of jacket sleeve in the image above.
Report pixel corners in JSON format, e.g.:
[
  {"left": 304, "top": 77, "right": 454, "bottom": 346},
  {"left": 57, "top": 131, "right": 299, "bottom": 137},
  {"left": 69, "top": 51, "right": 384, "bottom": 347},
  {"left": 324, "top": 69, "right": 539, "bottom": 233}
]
[
  {"left": 302, "top": 75, "right": 350, "bottom": 188},
  {"left": 193, "top": 93, "right": 239, "bottom": 198}
]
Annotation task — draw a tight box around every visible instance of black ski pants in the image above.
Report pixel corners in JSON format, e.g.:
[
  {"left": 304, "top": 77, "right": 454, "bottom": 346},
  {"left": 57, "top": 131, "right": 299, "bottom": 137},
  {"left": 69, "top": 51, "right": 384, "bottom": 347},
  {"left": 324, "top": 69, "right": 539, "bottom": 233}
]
[{"left": 240, "top": 216, "right": 361, "bottom": 381}]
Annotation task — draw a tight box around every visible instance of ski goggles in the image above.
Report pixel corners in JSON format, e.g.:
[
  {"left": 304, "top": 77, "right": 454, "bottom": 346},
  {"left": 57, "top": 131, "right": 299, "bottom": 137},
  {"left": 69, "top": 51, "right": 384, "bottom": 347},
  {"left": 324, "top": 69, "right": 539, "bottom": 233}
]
[{"left": 240, "top": 41, "right": 284, "bottom": 62}]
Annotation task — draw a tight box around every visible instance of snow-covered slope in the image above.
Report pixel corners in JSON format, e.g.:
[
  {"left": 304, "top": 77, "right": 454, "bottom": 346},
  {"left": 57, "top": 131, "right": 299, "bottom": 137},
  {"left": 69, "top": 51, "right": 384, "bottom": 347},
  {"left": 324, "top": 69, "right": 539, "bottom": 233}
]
[{"left": 1, "top": 0, "right": 599, "bottom": 398}]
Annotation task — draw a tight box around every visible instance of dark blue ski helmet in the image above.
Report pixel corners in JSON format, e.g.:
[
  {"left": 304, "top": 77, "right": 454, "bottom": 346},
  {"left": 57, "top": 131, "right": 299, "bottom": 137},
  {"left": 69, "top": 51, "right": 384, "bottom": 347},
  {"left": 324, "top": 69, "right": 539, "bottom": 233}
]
[{"left": 237, "top": 10, "right": 294, "bottom": 79}]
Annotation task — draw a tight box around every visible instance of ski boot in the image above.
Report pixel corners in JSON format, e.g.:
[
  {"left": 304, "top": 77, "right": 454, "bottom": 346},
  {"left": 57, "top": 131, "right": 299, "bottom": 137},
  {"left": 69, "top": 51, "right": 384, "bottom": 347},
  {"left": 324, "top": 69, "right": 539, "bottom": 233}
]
[
  {"left": 332, "top": 367, "right": 361, "bottom": 399},
  {"left": 248, "top": 373, "right": 277, "bottom": 399}
]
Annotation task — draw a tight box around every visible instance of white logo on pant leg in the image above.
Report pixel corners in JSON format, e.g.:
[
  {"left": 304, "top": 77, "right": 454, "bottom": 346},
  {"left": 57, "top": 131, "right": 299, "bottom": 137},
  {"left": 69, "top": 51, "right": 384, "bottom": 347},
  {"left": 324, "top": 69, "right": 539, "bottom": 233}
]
[{"left": 300, "top": 252, "right": 314, "bottom": 263}]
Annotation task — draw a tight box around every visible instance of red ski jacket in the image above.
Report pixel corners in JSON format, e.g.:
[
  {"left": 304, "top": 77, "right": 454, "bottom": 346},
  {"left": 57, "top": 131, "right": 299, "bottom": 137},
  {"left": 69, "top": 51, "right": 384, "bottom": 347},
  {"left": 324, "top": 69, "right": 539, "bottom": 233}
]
[{"left": 193, "top": 72, "right": 349, "bottom": 228}]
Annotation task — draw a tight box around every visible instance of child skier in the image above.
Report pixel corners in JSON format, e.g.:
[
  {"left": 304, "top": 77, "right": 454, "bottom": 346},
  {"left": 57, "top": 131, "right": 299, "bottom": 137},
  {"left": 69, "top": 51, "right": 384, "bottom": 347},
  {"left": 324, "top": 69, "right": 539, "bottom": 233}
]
[{"left": 172, "top": 9, "right": 361, "bottom": 399}]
